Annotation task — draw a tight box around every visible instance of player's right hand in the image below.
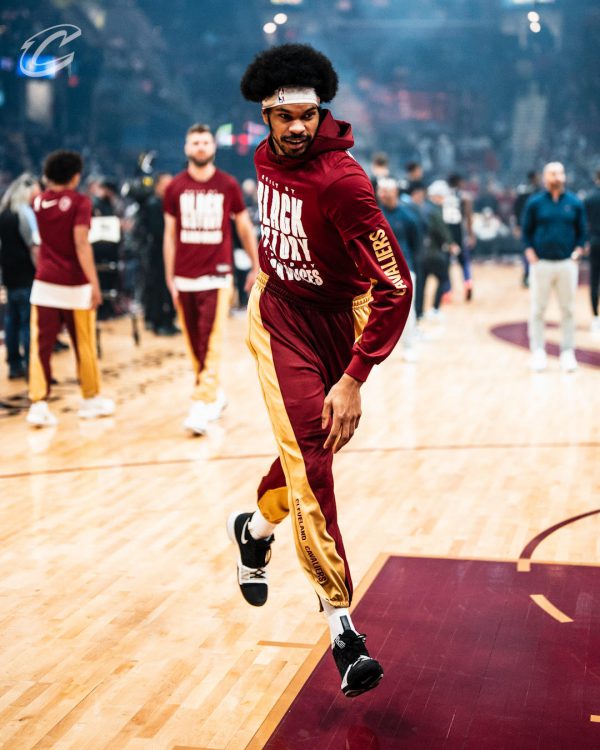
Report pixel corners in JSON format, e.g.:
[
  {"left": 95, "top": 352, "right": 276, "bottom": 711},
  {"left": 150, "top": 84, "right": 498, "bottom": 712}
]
[
  {"left": 168, "top": 279, "right": 179, "bottom": 307},
  {"left": 91, "top": 284, "right": 102, "bottom": 309}
]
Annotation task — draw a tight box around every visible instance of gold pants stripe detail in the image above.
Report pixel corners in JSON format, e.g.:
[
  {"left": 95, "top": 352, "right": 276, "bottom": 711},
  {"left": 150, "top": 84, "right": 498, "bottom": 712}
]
[
  {"left": 247, "top": 284, "right": 350, "bottom": 607},
  {"left": 178, "top": 286, "right": 232, "bottom": 403},
  {"left": 73, "top": 309, "right": 100, "bottom": 398},
  {"left": 28, "top": 305, "right": 47, "bottom": 402},
  {"left": 193, "top": 285, "right": 231, "bottom": 402},
  {"left": 352, "top": 298, "right": 371, "bottom": 343}
]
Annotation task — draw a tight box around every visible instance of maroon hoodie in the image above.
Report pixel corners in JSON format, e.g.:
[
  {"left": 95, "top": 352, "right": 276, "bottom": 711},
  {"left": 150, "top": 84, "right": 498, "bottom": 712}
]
[{"left": 254, "top": 110, "right": 413, "bottom": 381}]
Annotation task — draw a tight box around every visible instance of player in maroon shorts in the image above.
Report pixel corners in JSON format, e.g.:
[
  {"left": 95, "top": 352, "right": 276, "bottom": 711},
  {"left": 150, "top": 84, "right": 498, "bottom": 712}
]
[
  {"left": 163, "top": 124, "right": 259, "bottom": 435},
  {"left": 227, "top": 45, "right": 413, "bottom": 697},
  {"left": 27, "top": 150, "right": 114, "bottom": 427}
]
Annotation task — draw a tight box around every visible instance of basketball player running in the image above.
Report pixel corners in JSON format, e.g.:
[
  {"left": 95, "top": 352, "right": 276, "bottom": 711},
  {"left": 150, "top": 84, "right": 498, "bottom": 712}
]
[
  {"left": 163, "top": 124, "right": 259, "bottom": 435},
  {"left": 227, "top": 45, "right": 413, "bottom": 697},
  {"left": 27, "top": 150, "right": 114, "bottom": 427}
]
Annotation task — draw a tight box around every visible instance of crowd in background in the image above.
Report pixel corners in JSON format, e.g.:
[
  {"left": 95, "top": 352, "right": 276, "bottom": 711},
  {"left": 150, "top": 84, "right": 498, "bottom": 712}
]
[
  {"left": 1, "top": 0, "right": 599, "bottom": 192},
  {"left": 1, "top": 147, "right": 599, "bottom": 385}
]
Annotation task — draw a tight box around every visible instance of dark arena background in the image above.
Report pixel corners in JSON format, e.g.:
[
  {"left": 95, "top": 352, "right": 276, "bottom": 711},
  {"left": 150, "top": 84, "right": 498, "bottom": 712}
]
[{"left": 0, "top": 1, "right": 599, "bottom": 749}]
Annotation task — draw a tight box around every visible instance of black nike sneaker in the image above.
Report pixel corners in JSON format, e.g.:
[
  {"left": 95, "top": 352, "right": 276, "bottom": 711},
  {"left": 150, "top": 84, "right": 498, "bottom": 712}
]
[
  {"left": 332, "top": 630, "right": 384, "bottom": 697},
  {"left": 226, "top": 511, "right": 274, "bottom": 607}
]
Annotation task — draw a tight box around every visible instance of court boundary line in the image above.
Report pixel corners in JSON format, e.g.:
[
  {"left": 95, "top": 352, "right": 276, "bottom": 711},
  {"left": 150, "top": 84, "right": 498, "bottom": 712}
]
[
  {"left": 2, "top": 440, "right": 598, "bottom": 480},
  {"left": 517, "top": 508, "right": 600, "bottom": 571}
]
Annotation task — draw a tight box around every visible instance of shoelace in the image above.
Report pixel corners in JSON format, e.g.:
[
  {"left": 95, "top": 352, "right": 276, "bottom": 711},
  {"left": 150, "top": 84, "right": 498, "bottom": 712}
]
[
  {"left": 240, "top": 564, "right": 267, "bottom": 583},
  {"left": 335, "top": 633, "right": 369, "bottom": 662}
]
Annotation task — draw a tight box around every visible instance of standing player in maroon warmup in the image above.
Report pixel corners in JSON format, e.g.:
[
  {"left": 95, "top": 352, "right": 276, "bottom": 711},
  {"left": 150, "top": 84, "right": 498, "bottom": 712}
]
[
  {"left": 163, "top": 124, "right": 259, "bottom": 435},
  {"left": 227, "top": 45, "right": 413, "bottom": 697},
  {"left": 27, "top": 150, "right": 114, "bottom": 427}
]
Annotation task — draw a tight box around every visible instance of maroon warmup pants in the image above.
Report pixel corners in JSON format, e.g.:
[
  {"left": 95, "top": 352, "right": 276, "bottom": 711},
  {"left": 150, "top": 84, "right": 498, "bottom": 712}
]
[
  {"left": 177, "top": 286, "right": 231, "bottom": 402},
  {"left": 247, "top": 272, "right": 371, "bottom": 608},
  {"left": 29, "top": 305, "right": 100, "bottom": 402}
]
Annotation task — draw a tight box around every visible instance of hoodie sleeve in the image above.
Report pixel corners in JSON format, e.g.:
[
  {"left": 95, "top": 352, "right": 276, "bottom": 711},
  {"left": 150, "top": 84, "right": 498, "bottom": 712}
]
[{"left": 322, "top": 170, "right": 413, "bottom": 382}]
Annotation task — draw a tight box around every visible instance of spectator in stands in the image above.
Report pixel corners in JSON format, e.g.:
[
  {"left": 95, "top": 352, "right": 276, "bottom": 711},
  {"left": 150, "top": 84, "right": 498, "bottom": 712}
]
[
  {"left": 88, "top": 177, "right": 123, "bottom": 320},
  {"left": 446, "top": 173, "right": 475, "bottom": 301},
  {"left": 420, "top": 180, "right": 459, "bottom": 321},
  {"left": 403, "top": 181, "right": 429, "bottom": 327},
  {"left": 231, "top": 179, "right": 260, "bottom": 315},
  {"left": 140, "top": 173, "right": 178, "bottom": 335},
  {"left": 513, "top": 171, "right": 541, "bottom": 287},
  {"left": 377, "top": 178, "right": 419, "bottom": 361},
  {"left": 369, "top": 152, "right": 392, "bottom": 193},
  {"left": 0, "top": 173, "right": 41, "bottom": 379},
  {"left": 405, "top": 161, "right": 424, "bottom": 184}
]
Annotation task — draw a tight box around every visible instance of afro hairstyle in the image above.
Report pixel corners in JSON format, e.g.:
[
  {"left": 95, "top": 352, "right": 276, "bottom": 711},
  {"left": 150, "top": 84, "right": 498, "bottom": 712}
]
[{"left": 240, "top": 44, "right": 338, "bottom": 105}]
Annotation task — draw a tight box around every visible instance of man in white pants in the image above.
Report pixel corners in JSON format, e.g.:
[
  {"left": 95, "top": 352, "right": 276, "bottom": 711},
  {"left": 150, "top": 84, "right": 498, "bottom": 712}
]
[{"left": 521, "top": 162, "right": 587, "bottom": 372}]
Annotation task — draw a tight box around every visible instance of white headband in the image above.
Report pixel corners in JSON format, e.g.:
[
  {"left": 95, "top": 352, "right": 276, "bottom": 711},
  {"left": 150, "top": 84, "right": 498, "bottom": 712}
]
[{"left": 262, "top": 86, "right": 320, "bottom": 110}]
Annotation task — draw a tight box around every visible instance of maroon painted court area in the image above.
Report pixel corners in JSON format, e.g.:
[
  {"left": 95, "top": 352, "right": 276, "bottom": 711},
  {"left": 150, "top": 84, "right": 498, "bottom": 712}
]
[
  {"left": 264, "top": 556, "right": 600, "bottom": 749},
  {"left": 490, "top": 321, "right": 600, "bottom": 367}
]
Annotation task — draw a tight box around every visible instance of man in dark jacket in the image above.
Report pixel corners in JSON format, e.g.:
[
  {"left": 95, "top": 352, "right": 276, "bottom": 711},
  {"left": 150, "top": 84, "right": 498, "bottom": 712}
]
[
  {"left": 377, "top": 177, "right": 419, "bottom": 360},
  {"left": 418, "top": 180, "right": 459, "bottom": 321},
  {"left": 584, "top": 170, "right": 600, "bottom": 333},
  {"left": 0, "top": 173, "right": 40, "bottom": 379},
  {"left": 522, "top": 161, "right": 587, "bottom": 372},
  {"left": 140, "top": 173, "right": 178, "bottom": 335}
]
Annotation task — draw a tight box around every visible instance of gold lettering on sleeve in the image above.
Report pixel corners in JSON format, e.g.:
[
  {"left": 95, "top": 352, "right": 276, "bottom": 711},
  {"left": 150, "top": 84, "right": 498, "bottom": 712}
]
[{"left": 369, "top": 228, "right": 409, "bottom": 295}]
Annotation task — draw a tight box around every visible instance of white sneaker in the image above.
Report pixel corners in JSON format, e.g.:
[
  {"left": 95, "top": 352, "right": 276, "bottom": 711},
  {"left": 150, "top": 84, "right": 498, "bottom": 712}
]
[
  {"left": 184, "top": 401, "right": 208, "bottom": 435},
  {"left": 402, "top": 348, "right": 418, "bottom": 364},
  {"left": 27, "top": 400, "right": 58, "bottom": 427},
  {"left": 78, "top": 396, "right": 116, "bottom": 419},
  {"left": 591, "top": 316, "right": 600, "bottom": 335},
  {"left": 425, "top": 308, "right": 444, "bottom": 322},
  {"left": 559, "top": 349, "right": 578, "bottom": 372},
  {"left": 205, "top": 390, "right": 228, "bottom": 422},
  {"left": 530, "top": 349, "right": 547, "bottom": 372}
]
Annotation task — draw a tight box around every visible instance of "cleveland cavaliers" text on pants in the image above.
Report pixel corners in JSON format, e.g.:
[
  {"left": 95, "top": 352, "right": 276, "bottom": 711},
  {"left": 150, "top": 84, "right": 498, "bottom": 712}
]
[{"left": 247, "top": 273, "right": 371, "bottom": 608}]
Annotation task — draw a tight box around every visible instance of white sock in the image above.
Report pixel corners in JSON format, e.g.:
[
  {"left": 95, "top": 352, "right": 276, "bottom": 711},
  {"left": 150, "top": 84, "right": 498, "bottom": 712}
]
[
  {"left": 320, "top": 598, "right": 358, "bottom": 644},
  {"left": 248, "top": 509, "right": 276, "bottom": 540}
]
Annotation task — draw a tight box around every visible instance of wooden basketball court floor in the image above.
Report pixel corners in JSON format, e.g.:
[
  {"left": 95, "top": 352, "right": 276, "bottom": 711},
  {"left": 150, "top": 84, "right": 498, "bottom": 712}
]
[{"left": 0, "top": 263, "right": 599, "bottom": 749}]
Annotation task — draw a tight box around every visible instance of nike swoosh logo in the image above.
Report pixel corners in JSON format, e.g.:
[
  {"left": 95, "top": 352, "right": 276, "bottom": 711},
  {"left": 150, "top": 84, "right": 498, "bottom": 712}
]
[
  {"left": 241, "top": 519, "right": 250, "bottom": 545},
  {"left": 41, "top": 200, "right": 58, "bottom": 208}
]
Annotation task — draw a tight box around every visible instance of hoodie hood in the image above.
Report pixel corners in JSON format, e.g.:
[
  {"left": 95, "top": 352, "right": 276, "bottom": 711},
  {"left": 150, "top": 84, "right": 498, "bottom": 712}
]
[{"left": 260, "top": 110, "right": 354, "bottom": 169}]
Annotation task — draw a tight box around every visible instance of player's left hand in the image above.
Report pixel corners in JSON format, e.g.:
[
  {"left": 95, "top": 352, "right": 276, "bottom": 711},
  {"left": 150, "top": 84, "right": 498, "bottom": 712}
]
[{"left": 322, "top": 373, "right": 362, "bottom": 453}]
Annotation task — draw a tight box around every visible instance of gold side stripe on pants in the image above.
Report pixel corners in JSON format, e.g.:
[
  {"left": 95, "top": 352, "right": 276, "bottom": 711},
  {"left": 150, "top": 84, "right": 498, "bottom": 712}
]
[
  {"left": 247, "top": 284, "right": 350, "bottom": 607},
  {"left": 178, "top": 285, "right": 232, "bottom": 403},
  {"left": 28, "top": 305, "right": 47, "bottom": 403},
  {"left": 73, "top": 308, "right": 100, "bottom": 399}
]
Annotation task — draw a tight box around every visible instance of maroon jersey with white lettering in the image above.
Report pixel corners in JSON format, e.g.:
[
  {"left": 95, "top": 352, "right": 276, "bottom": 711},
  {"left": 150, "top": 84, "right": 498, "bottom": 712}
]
[
  {"left": 163, "top": 169, "right": 245, "bottom": 278},
  {"left": 33, "top": 189, "right": 91, "bottom": 285},
  {"left": 254, "top": 110, "right": 413, "bottom": 381}
]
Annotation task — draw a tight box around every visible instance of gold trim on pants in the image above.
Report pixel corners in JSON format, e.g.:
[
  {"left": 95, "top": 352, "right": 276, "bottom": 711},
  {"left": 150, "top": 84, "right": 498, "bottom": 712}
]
[
  {"left": 247, "top": 281, "right": 371, "bottom": 607},
  {"left": 178, "top": 285, "right": 232, "bottom": 403},
  {"left": 73, "top": 309, "right": 100, "bottom": 398}
]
